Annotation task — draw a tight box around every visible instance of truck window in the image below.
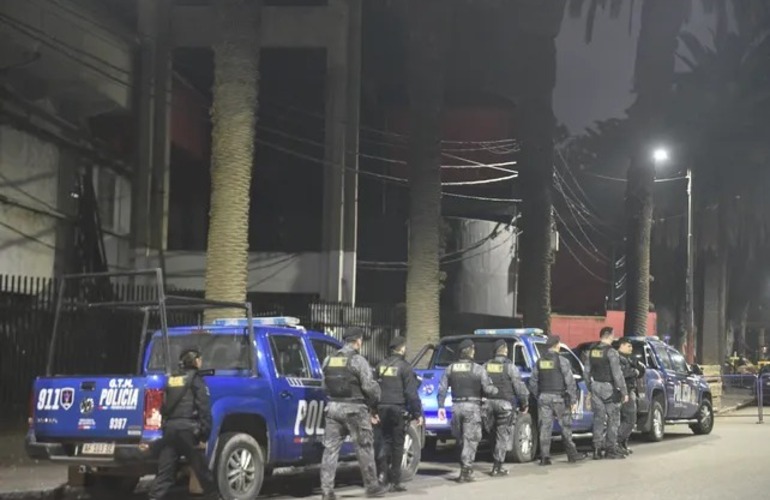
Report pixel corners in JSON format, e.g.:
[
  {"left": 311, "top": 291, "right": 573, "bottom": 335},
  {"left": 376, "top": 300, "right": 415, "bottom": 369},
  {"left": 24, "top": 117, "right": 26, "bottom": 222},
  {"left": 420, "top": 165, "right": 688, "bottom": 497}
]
[
  {"left": 535, "top": 343, "right": 583, "bottom": 376},
  {"left": 269, "top": 335, "right": 311, "bottom": 378},
  {"left": 310, "top": 339, "right": 340, "bottom": 369},
  {"left": 655, "top": 346, "right": 675, "bottom": 371},
  {"left": 432, "top": 338, "right": 511, "bottom": 367},
  {"left": 644, "top": 345, "right": 658, "bottom": 369},
  {"left": 147, "top": 334, "right": 250, "bottom": 371},
  {"left": 513, "top": 343, "right": 528, "bottom": 370},
  {"left": 668, "top": 348, "right": 689, "bottom": 374}
]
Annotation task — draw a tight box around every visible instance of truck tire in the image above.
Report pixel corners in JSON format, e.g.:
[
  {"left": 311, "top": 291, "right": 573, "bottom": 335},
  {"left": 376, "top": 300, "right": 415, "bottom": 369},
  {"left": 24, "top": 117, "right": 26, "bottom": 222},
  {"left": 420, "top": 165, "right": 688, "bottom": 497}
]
[
  {"left": 690, "top": 399, "right": 714, "bottom": 435},
  {"left": 506, "top": 412, "right": 537, "bottom": 463},
  {"left": 400, "top": 424, "right": 422, "bottom": 483},
  {"left": 644, "top": 400, "right": 665, "bottom": 442},
  {"left": 215, "top": 432, "right": 265, "bottom": 499}
]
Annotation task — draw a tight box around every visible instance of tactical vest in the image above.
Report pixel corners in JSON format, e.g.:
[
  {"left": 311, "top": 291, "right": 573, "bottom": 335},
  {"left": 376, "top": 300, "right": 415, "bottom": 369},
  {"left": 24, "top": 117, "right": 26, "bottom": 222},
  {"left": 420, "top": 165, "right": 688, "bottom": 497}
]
[
  {"left": 163, "top": 370, "right": 196, "bottom": 421},
  {"left": 590, "top": 344, "right": 613, "bottom": 383},
  {"left": 323, "top": 350, "right": 365, "bottom": 403},
  {"left": 378, "top": 356, "right": 406, "bottom": 405},
  {"left": 538, "top": 353, "right": 566, "bottom": 393},
  {"left": 620, "top": 355, "right": 637, "bottom": 387},
  {"left": 485, "top": 357, "right": 514, "bottom": 401},
  {"left": 447, "top": 360, "right": 482, "bottom": 400}
]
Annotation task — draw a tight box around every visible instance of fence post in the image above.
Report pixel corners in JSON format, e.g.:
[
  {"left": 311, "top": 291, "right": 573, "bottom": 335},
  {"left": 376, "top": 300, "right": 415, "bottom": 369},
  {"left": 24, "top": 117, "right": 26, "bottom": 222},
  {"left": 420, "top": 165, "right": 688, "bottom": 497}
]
[{"left": 759, "top": 374, "right": 764, "bottom": 424}]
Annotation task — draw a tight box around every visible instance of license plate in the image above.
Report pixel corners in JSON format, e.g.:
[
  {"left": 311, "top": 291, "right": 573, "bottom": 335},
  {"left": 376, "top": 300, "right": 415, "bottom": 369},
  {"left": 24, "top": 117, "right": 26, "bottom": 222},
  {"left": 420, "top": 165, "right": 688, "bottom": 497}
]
[{"left": 81, "top": 443, "right": 115, "bottom": 455}]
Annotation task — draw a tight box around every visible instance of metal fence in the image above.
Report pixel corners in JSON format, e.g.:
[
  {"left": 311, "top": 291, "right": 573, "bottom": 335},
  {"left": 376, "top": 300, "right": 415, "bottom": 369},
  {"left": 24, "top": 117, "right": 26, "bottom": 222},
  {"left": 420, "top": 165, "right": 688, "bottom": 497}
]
[
  {"left": 715, "top": 373, "right": 770, "bottom": 423},
  {"left": 0, "top": 274, "right": 403, "bottom": 426}
]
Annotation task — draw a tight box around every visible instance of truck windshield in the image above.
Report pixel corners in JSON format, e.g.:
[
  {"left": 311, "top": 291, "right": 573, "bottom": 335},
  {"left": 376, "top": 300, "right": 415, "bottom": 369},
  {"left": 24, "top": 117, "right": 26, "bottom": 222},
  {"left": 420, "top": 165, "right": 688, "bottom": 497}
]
[
  {"left": 431, "top": 338, "right": 514, "bottom": 367},
  {"left": 146, "top": 334, "right": 251, "bottom": 372}
]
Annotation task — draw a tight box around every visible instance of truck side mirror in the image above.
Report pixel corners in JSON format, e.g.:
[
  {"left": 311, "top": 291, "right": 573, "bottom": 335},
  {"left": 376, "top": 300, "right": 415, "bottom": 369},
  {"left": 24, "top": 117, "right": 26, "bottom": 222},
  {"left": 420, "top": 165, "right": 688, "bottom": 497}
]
[{"left": 690, "top": 364, "right": 703, "bottom": 376}]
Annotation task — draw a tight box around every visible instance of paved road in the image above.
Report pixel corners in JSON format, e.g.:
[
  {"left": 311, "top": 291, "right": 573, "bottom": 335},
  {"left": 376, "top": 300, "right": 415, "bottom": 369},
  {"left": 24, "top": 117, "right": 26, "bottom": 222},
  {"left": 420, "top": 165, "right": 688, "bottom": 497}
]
[{"left": 3, "top": 409, "right": 769, "bottom": 499}]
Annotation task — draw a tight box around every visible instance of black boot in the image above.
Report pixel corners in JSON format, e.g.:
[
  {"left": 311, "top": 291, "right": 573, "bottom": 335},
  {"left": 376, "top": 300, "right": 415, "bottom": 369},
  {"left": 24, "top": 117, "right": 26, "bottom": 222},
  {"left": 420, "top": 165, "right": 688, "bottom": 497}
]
[
  {"left": 458, "top": 466, "right": 475, "bottom": 483},
  {"left": 391, "top": 483, "right": 407, "bottom": 493},
  {"left": 620, "top": 440, "right": 633, "bottom": 455},
  {"left": 321, "top": 492, "right": 337, "bottom": 500},
  {"left": 605, "top": 448, "right": 627, "bottom": 460},
  {"left": 366, "top": 484, "right": 389, "bottom": 498},
  {"left": 592, "top": 447, "right": 604, "bottom": 460},
  {"left": 539, "top": 456, "right": 552, "bottom": 466},
  {"left": 567, "top": 452, "right": 586, "bottom": 463},
  {"left": 490, "top": 461, "right": 509, "bottom": 476}
]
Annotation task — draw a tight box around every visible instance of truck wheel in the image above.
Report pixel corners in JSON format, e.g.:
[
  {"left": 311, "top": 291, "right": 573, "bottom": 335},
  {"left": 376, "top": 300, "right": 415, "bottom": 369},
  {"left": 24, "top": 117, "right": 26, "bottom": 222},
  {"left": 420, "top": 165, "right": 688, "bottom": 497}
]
[
  {"left": 215, "top": 432, "right": 265, "bottom": 499},
  {"left": 400, "top": 424, "right": 422, "bottom": 483},
  {"left": 690, "top": 399, "right": 714, "bottom": 435},
  {"left": 506, "top": 413, "right": 537, "bottom": 463},
  {"left": 644, "top": 400, "right": 665, "bottom": 442}
]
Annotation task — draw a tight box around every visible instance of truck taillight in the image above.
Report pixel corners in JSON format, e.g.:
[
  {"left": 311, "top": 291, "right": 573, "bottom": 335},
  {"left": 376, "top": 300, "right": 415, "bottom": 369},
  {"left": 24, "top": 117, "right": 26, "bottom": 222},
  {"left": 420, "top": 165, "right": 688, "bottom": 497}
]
[
  {"left": 28, "top": 390, "right": 35, "bottom": 428},
  {"left": 144, "top": 389, "right": 164, "bottom": 431}
]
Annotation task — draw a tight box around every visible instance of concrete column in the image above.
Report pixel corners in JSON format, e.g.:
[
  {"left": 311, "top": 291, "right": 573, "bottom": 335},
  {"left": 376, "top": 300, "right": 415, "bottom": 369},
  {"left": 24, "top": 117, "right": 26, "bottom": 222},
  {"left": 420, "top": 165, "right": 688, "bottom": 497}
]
[
  {"left": 320, "top": 0, "right": 358, "bottom": 303},
  {"left": 700, "top": 255, "right": 726, "bottom": 365},
  {"left": 131, "top": 0, "right": 157, "bottom": 269}
]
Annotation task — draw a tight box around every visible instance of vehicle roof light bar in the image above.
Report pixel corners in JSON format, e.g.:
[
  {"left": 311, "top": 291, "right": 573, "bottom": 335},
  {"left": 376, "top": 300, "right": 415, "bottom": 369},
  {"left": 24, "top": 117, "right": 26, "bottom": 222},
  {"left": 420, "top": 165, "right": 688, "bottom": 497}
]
[
  {"left": 210, "top": 316, "right": 302, "bottom": 328},
  {"left": 474, "top": 328, "right": 545, "bottom": 336}
]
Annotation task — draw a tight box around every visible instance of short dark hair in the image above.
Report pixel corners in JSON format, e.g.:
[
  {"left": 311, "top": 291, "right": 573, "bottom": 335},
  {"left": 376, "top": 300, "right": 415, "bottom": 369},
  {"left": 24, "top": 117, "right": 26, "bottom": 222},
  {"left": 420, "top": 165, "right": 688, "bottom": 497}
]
[
  {"left": 599, "top": 327, "right": 614, "bottom": 339},
  {"left": 618, "top": 338, "right": 632, "bottom": 347}
]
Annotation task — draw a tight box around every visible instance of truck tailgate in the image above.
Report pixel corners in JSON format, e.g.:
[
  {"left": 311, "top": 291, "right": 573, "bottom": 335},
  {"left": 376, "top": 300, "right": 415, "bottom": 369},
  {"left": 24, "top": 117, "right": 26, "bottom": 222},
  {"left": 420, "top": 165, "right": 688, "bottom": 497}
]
[{"left": 32, "top": 376, "right": 147, "bottom": 441}]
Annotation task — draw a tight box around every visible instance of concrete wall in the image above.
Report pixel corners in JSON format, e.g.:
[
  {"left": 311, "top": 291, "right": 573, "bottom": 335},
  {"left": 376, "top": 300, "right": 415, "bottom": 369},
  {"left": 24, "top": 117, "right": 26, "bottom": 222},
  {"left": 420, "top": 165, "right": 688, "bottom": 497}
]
[{"left": 0, "top": 125, "right": 60, "bottom": 278}]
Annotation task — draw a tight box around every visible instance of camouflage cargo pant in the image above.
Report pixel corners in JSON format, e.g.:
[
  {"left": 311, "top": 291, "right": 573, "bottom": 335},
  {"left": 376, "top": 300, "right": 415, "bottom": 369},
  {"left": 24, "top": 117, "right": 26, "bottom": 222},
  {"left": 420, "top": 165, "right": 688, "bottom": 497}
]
[
  {"left": 450, "top": 402, "right": 483, "bottom": 468},
  {"left": 483, "top": 399, "right": 514, "bottom": 462},
  {"left": 591, "top": 381, "right": 621, "bottom": 450},
  {"left": 618, "top": 392, "right": 637, "bottom": 442},
  {"left": 321, "top": 402, "right": 378, "bottom": 494},
  {"left": 537, "top": 393, "right": 578, "bottom": 459}
]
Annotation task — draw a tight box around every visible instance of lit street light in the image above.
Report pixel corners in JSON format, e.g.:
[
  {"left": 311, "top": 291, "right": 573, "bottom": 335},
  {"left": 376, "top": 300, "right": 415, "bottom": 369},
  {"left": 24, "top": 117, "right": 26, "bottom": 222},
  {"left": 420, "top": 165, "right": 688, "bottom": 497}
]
[{"left": 652, "top": 147, "right": 695, "bottom": 363}]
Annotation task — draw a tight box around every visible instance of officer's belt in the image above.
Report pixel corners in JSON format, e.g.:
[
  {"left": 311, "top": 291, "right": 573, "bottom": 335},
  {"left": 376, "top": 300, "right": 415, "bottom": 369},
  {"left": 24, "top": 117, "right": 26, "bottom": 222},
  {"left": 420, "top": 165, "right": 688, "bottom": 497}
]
[{"left": 452, "top": 397, "right": 482, "bottom": 403}]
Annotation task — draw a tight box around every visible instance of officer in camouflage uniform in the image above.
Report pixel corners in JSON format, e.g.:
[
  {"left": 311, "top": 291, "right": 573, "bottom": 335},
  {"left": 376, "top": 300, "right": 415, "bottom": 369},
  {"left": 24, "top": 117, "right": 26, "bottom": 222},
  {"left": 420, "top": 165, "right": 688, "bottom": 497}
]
[
  {"left": 437, "top": 339, "right": 498, "bottom": 483},
  {"left": 482, "top": 339, "right": 529, "bottom": 476},
  {"left": 585, "top": 327, "right": 628, "bottom": 460},
  {"left": 617, "top": 338, "right": 645, "bottom": 455},
  {"left": 321, "top": 328, "right": 388, "bottom": 500},
  {"left": 375, "top": 336, "right": 422, "bottom": 492},
  {"left": 529, "top": 335, "right": 585, "bottom": 466}
]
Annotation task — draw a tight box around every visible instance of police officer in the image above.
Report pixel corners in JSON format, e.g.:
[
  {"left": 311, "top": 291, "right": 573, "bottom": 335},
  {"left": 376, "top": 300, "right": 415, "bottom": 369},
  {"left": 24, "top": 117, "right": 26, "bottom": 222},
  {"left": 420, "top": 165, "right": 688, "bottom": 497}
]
[
  {"left": 321, "top": 328, "right": 388, "bottom": 500},
  {"left": 529, "top": 335, "right": 585, "bottom": 466},
  {"left": 617, "top": 338, "right": 645, "bottom": 455},
  {"left": 585, "top": 327, "right": 628, "bottom": 460},
  {"left": 148, "top": 349, "right": 217, "bottom": 500},
  {"left": 437, "top": 339, "right": 498, "bottom": 483},
  {"left": 482, "top": 339, "right": 529, "bottom": 476},
  {"left": 375, "top": 336, "right": 422, "bottom": 492}
]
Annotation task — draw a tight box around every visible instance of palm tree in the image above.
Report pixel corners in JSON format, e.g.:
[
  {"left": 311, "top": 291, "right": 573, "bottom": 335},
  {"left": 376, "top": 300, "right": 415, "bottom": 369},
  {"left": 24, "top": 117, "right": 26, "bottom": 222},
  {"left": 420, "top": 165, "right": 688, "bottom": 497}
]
[
  {"left": 203, "top": 0, "right": 262, "bottom": 322},
  {"left": 514, "top": 0, "right": 568, "bottom": 334},
  {"left": 403, "top": 0, "right": 455, "bottom": 355}
]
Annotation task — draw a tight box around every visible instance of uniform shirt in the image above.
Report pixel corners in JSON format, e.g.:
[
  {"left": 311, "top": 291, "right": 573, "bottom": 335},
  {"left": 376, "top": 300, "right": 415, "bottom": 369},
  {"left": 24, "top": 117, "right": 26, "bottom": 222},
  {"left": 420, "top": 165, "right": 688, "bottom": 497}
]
[
  {"left": 584, "top": 343, "right": 628, "bottom": 397},
  {"left": 528, "top": 353, "right": 578, "bottom": 403},
  {"left": 619, "top": 353, "right": 646, "bottom": 389},
  {"left": 437, "top": 358, "right": 498, "bottom": 408},
  {"left": 322, "top": 344, "right": 381, "bottom": 406},
  {"left": 162, "top": 368, "right": 212, "bottom": 438},
  {"left": 376, "top": 354, "right": 423, "bottom": 418},
  {"left": 486, "top": 355, "right": 530, "bottom": 406}
]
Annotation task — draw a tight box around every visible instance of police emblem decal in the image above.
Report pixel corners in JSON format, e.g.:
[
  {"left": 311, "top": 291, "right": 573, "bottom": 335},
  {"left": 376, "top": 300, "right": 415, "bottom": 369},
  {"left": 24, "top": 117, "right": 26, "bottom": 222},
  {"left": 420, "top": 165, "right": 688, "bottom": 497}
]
[
  {"left": 60, "top": 388, "right": 75, "bottom": 411},
  {"left": 80, "top": 398, "right": 94, "bottom": 415}
]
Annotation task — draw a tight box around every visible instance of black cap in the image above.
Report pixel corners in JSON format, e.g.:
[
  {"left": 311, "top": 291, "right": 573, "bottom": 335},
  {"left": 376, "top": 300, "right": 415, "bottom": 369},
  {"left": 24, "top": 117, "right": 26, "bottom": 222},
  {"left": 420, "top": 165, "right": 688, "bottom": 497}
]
[
  {"left": 545, "top": 335, "right": 561, "bottom": 348},
  {"left": 389, "top": 336, "right": 407, "bottom": 350},
  {"left": 179, "top": 348, "right": 201, "bottom": 368},
  {"left": 494, "top": 339, "right": 507, "bottom": 351},
  {"left": 343, "top": 327, "right": 365, "bottom": 342},
  {"left": 459, "top": 339, "right": 474, "bottom": 350}
]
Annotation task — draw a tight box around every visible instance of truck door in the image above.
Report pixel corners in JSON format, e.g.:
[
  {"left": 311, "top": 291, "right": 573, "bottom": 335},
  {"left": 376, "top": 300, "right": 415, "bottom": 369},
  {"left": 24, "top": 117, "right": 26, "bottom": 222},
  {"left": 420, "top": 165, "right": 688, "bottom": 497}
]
[
  {"left": 559, "top": 346, "right": 593, "bottom": 432},
  {"left": 266, "top": 333, "right": 327, "bottom": 463},
  {"left": 652, "top": 345, "right": 682, "bottom": 419},
  {"left": 667, "top": 347, "right": 700, "bottom": 418}
]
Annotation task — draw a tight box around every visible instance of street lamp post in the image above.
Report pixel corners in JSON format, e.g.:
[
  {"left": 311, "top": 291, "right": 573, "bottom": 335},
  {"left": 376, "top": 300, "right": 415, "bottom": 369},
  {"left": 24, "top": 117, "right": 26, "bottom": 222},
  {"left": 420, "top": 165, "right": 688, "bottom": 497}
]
[{"left": 685, "top": 167, "right": 695, "bottom": 364}]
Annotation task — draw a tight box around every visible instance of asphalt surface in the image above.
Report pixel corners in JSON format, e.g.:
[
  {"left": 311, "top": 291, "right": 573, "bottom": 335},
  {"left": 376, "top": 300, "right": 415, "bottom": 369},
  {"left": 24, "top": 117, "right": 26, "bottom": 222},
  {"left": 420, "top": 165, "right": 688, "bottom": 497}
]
[{"left": 2, "top": 408, "right": 769, "bottom": 500}]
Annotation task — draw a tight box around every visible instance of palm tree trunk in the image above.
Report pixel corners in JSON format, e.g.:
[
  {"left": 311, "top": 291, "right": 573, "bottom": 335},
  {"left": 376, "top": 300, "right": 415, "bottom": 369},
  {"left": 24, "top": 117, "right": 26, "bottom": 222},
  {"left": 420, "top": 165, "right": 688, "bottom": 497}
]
[
  {"left": 404, "top": 0, "right": 454, "bottom": 356},
  {"left": 203, "top": 0, "right": 262, "bottom": 322},
  {"left": 516, "top": 0, "right": 566, "bottom": 334},
  {"left": 622, "top": 0, "right": 687, "bottom": 336}
]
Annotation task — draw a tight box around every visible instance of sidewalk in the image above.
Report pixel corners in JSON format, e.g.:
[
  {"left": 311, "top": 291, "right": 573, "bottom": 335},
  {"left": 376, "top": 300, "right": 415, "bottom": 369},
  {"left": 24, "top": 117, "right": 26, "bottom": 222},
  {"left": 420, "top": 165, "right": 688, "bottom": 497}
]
[{"left": 0, "top": 429, "right": 66, "bottom": 497}]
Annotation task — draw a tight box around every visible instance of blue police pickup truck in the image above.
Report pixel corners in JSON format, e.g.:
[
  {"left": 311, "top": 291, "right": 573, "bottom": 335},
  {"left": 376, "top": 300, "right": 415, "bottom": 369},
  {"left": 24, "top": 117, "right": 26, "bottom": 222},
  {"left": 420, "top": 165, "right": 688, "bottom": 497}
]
[
  {"left": 573, "top": 336, "right": 714, "bottom": 441},
  {"left": 413, "top": 328, "right": 595, "bottom": 463},
  {"left": 27, "top": 316, "right": 423, "bottom": 498}
]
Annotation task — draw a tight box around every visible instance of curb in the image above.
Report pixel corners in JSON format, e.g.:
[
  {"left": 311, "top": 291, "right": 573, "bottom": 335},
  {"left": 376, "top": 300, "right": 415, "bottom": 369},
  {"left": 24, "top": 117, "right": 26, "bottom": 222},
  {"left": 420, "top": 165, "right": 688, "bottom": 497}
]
[
  {"left": 0, "top": 485, "right": 66, "bottom": 500},
  {"left": 716, "top": 400, "right": 756, "bottom": 415}
]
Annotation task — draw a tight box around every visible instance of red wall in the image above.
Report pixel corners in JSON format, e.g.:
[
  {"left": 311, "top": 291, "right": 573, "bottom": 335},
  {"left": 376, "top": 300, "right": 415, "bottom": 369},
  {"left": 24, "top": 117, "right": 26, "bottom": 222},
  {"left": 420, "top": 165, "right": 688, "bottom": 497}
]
[{"left": 552, "top": 310, "right": 658, "bottom": 347}]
